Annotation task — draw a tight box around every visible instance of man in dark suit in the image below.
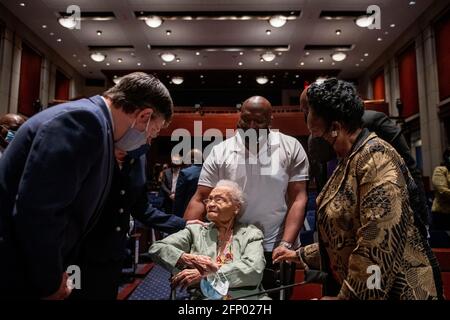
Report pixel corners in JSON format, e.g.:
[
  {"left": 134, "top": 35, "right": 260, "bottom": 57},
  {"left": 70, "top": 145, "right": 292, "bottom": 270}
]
[
  {"left": 0, "top": 72, "right": 173, "bottom": 299},
  {"left": 160, "top": 155, "right": 183, "bottom": 214},
  {"left": 73, "top": 144, "right": 205, "bottom": 299},
  {"left": 173, "top": 149, "right": 203, "bottom": 217}
]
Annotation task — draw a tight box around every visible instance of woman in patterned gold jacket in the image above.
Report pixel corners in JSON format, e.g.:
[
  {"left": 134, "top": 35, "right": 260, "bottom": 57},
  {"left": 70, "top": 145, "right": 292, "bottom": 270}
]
[{"left": 274, "top": 78, "right": 443, "bottom": 300}]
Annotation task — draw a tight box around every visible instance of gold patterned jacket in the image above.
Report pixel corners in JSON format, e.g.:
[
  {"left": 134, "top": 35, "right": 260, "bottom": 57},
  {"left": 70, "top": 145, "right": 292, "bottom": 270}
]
[{"left": 302, "top": 130, "right": 443, "bottom": 300}]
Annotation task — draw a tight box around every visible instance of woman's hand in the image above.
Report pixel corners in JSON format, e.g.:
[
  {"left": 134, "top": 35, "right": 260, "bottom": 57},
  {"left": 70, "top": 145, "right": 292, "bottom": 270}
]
[
  {"left": 171, "top": 269, "right": 202, "bottom": 290},
  {"left": 179, "top": 253, "right": 219, "bottom": 275},
  {"left": 272, "top": 246, "right": 299, "bottom": 264}
]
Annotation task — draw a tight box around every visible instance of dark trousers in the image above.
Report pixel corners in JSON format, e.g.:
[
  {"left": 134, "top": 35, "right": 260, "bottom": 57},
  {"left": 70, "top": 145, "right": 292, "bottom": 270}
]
[
  {"left": 262, "top": 252, "right": 296, "bottom": 300},
  {"left": 429, "top": 212, "right": 450, "bottom": 248}
]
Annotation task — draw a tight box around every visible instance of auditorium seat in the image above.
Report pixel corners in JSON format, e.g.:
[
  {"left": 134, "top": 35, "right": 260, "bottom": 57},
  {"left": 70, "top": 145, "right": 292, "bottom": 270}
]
[
  {"left": 290, "top": 268, "right": 323, "bottom": 300},
  {"left": 433, "top": 248, "right": 450, "bottom": 299}
]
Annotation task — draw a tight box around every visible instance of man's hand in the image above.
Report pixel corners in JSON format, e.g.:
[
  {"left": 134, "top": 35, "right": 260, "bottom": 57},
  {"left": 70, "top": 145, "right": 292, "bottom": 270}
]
[
  {"left": 42, "top": 273, "right": 72, "bottom": 300},
  {"left": 169, "top": 193, "right": 175, "bottom": 200},
  {"left": 171, "top": 269, "right": 202, "bottom": 290},
  {"left": 179, "top": 253, "right": 218, "bottom": 275},
  {"left": 272, "top": 246, "right": 298, "bottom": 264},
  {"left": 185, "top": 219, "right": 208, "bottom": 227}
]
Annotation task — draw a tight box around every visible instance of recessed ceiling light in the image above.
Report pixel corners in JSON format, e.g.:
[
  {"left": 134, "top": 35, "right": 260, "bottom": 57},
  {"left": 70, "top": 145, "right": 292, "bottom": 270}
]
[
  {"left": 137, "top": 62, "right": 142, "bottom": 66},
  {"left": 238, "top": 62, "right": 243, "bottom": 66},
  {"left": 270, "top": 80, "right": 274, "bottom": 84},
  {"left": 390, "top": 23, "right": 396, "bottom": 28},
  {"left": 261, "top": 51, "right": 276, "bottom": 62},
  {"left": 364, "top": 53, "right": 369, "bottom": 57},
  {"left": 19, "top": 3, "right": 25, "bottom": 7},
  {"left": 238, "top": 75, "right": 242, "bottom": 78},
  {"left": 356, "top": 63, "right": 360, "bottom": 67},
  {"left": 58, "top": 16, "right": 77, "bottom": 29},
  {"left": 355, "top": 15, "right": 375, "bottom": 28},
  {"left": 319, "top": 57, "right": 324, "bottom": 63},
  {"left": 200, "top": 75, "right": 204, "bottom": 79},
  {"left": 409, "top": 1, "right": 416, "bottom": 6},
  {"left": 305, "top": 52, "right": 310, "bottom": 56},
  {"left": 82, "top": 64, "right": 87, "bottom": 68},
  {"left": 162, "top": 62, "right": 167, "bottom": 66},
  {"left": 56, "top": 38, "right": 62, "bottom": 42},
  {"left": 49, "top": 32, "right": 54, "bottom": 36},
  {"left": 237, "top": 80, "right": 242, "bottom": 84},
  {"left": 269, "top": 15, "right": 287, "bottom": 28},
  {"left": 72, "top": 54, "right": 77, "bottom": 58},
  {"left": 300, "top": 61, "right": 305, "bottom": 66},
  {"left": 42, "top": 25, "right": 47, "bottom": 29},
  {"left": 331, "top": 62, "right": 336, "bottom": 66},
  {"left": 239, "top": 52, "right": 244, "bottom": 55},
  {"left": 90, "top": 52, "right": 106, "bottom": 62},
  {"left": 272, "top": 75, "right": 276, "bottom": 78},
  {"left": 171, "top": 76, "right": 184, "bottom": 85},
  {"left": 360, "top": 58, "right": 364, "bottom": 62},
  {"left": 256, "top": 76, "right": 268, "bottom": 85},
  {"left": 145, "top": 15, "right": 163, "bottom": 28},
  {"left": 377, "top": 37, "right": 383, "bottom": 41},
  {"left": 106, "top": 62, "right": 110, "bottom": 66},
  {"left": 176, "top": 58, "right": 181, "bottom": 62},
  {"left": 113, "top": 76, "right": 121, "bottom": 84},
  {"left": 266, "top": 29, "right": 271, "bottom": 35},
  {"left": 160, "top": 52, "right": 176, "bottom": 62},
  {"left": 260, "top": 58, "right": 264, "bottom": 62},
  {"left": 331, "top": 52, "right": 346, "bottom": 62},
  {"left": 274, "top": 62, "right": 279, "bottom": 66},
  {"left": 97, "top": 30, "right": 102, "bottom": 36},
  {"left": 196, "top": 51, "right": 200, "bottom": 56},
  {"left": 295, "top": 74, "right": 299, "bottom": 78},
  {"left": 117, "top": 58, "right": 123, "bottom": 63},
  {"left": 166, "top": 30, "right": 172, "bottom": 36},
  {"left": 335, "top": 29, "right": 342, "bottom": 35}
]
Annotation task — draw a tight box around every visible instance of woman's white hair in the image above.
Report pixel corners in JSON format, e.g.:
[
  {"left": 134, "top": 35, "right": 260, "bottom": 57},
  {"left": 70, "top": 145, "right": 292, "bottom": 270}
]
[{"left": 215, "top": 180, "right": 246, "bottom": 212}]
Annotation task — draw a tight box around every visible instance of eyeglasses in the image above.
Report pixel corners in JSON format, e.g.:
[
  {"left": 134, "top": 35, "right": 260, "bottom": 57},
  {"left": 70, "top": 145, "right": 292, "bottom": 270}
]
[{"left": 203, "top": 196, "right": 228, "bottom": 206}]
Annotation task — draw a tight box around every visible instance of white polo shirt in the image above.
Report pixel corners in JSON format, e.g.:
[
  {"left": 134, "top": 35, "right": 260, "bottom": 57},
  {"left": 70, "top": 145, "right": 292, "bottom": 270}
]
[{"left": 199, "top": 130, "right": 309, "bottom": 251}]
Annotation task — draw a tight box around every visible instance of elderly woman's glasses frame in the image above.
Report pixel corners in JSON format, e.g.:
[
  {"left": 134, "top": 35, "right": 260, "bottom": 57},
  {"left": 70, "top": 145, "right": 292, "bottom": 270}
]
[{"left": 203, "top": 196, "right": 228, "bottom": 206}]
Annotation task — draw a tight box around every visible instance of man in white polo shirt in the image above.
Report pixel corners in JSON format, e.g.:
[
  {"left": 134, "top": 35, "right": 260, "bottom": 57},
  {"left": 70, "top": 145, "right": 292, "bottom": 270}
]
[{"left": 184, "top": 96, "right": 309, "bottom": 298}]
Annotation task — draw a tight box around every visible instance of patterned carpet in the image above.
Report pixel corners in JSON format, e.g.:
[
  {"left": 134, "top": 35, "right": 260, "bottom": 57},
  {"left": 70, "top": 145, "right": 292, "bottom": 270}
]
[{"left": 128, "top": 264, "right": 190, "bottom": 300}]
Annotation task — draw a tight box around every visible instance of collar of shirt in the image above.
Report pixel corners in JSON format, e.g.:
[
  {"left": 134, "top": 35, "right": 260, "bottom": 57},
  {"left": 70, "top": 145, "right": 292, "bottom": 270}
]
[{"left": 101, "top": 96, "right": 115, "bottom": 133}]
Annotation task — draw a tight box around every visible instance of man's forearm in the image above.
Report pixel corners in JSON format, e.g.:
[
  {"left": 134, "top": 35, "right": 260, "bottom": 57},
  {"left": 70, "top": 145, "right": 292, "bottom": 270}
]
[
  {"left": 281, "top": 201, "right": 306, "bottom": 244},
  {"left": 183, "top": 198, "right": 206, "bottom": 220}
]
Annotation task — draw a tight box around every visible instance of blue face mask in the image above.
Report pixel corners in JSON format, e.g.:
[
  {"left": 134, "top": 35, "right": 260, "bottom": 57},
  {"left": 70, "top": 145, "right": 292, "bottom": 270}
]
[
  {"left": 127, "top": 143, "right": 151, "bottom": 159},
  {"left": 115, "top": 118, "right": 150, "bottom": 152},
  {"left": 5, "top": 130, "right": 15, "bottom": 143},
  {"left": 200, "top": 272, "right": 229, "bottom": 300}
]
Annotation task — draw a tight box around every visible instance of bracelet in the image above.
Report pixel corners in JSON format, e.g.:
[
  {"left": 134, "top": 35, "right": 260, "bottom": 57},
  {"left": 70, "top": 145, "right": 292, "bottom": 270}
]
[{"left": 279, "top": 240, "right": 293, "bottom": 250}]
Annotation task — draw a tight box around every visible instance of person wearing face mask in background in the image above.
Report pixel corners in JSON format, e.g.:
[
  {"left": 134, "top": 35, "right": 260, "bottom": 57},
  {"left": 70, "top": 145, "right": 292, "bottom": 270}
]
[
  {"left": 300, "top": 85, "right": 430, "bottom": 230},
  {"left": 72, "top": 134, "right": 206, "bottom": 299},
  {"left": 429, "top": 148, "right": 450, "bottom": 247},
  {"left": 160, "top": 154, "right": 183, "bottom": 215},
  {"left": 0, "top": 113, "right": 26, "bottom": 159},
  {"left": 0, "top": 72, "right": 173, "bottom": 299},
  {"left": 183, "top": 96, "right": 309, "bottom": 299},
  {"left": 275, "top": 78, "right": 442, "bottom": 300}
]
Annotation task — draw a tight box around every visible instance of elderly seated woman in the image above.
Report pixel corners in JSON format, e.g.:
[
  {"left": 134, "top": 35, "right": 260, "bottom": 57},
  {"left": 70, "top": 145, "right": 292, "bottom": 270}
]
[{"left": 149, "top": 180, "right": 267, "bottom": 300}]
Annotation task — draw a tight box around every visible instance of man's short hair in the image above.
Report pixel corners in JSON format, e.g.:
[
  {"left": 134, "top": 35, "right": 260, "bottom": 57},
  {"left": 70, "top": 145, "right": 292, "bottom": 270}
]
[{"left": 104, "top": 72, "right": 173, "bottom": 121}]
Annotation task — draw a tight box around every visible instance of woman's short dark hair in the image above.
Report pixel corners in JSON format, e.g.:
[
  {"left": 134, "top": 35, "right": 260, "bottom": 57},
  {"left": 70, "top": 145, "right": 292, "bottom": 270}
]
[
  {"left": 307, "top": 78, "right": 364, "bottom": 133},
  {"left": 104, "top": 72, "right": 173, "bottom": 121}
]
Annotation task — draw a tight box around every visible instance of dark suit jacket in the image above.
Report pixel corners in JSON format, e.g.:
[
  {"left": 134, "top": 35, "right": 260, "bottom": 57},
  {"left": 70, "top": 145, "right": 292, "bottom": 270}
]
[
  {"left": 73, "top": 153, "right": 186, "bottom": 299},
  {"left": 80, "top": 155, "right": 186, "bottom": 264},
  {"left": 172, "top": 165, "right": 202, "bottom": 217},
  {"left": 0, "top": 95, "right": 114, "bottom": 298}
]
